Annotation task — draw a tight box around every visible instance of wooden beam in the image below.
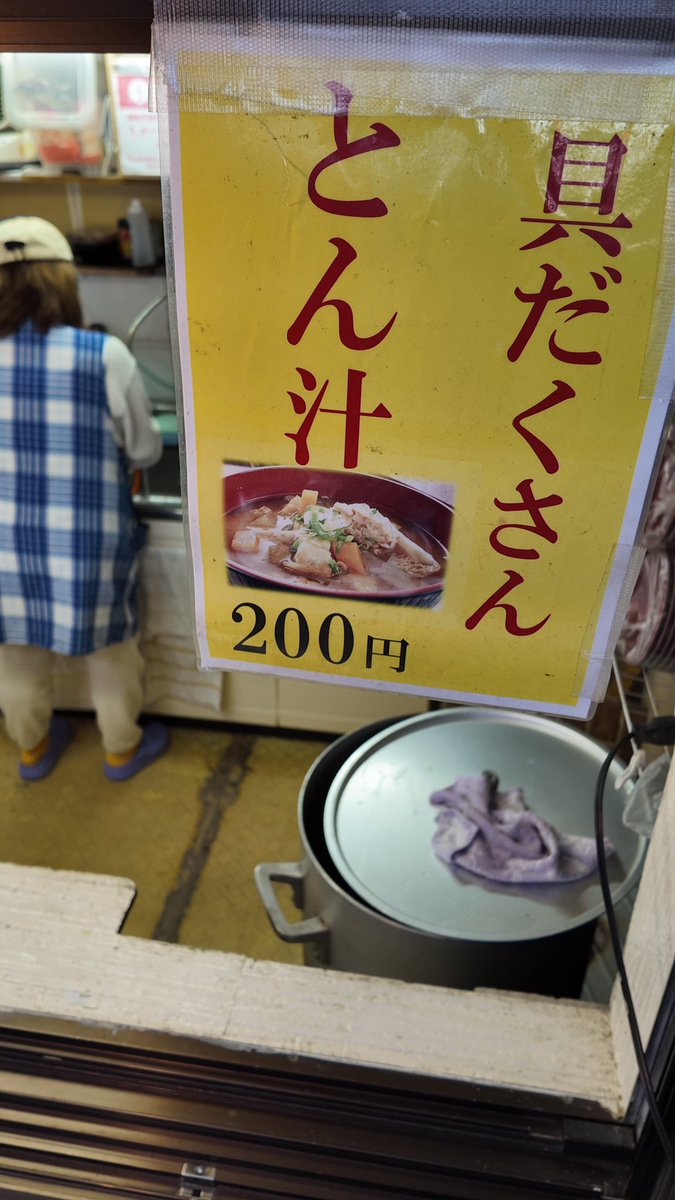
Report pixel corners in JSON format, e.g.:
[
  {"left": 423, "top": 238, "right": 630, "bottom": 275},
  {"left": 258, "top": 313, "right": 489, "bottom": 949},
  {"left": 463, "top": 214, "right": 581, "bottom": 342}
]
[{"left": 0, "top": 3, "right": 152, "bottom": 52}]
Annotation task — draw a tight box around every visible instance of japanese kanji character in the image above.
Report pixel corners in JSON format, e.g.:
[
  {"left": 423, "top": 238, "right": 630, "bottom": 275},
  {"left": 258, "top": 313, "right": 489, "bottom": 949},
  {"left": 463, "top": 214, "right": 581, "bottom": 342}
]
[
  {"left": 519, "top": 221, "right": 625, "bottom": 295},
  {"left": 287, "top": 237, "right": 397, "bottom": 350},
  {"left": 519, "top": 212, "right": 632, "bottom": 256},
  {"left": 285, "top": 366, "right": 391, "bottom": 469},
  {"left": 308, "top": 80, "right": 401, "bottom": 218},
  {"left": 512, "top": 380, "right": 575, "bottom": 474},
  {"left": 545, "top": 131, "right": 627, "bottom": 215},
  {"left": 365, "top": 636, "right": 409, "bottom": 673},
  {"left": 465, "top": 570, "right": 551, "bottom": 636},
  {"left": 489, "top": 479, "right": 562, "bottom": 560}
]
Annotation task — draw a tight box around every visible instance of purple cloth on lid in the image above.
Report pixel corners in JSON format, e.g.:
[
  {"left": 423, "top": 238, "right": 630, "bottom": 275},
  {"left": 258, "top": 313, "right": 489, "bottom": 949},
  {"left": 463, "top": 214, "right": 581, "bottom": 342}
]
[{"left": 430, "top": 772, "right": 613, "bottom": 885}]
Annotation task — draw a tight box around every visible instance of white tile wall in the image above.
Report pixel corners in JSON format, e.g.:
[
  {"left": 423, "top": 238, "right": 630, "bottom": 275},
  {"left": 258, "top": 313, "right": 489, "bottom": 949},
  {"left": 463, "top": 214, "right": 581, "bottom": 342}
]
[{"left": 79, "top": 271, "right": 174, "bottom": 405}]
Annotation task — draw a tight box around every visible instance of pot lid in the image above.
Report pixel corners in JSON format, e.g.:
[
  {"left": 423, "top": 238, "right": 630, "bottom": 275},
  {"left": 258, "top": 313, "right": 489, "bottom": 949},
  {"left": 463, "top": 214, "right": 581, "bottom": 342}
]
[{"left": 322, "top": 708, "right": 644, "bottom": 942}]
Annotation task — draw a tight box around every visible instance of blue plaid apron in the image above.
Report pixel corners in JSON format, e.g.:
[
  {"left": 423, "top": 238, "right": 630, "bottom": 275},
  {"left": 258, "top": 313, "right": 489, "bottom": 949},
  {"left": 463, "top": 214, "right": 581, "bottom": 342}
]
[{"left": 0, "top": 322, "right": 145, "bottom": 654}]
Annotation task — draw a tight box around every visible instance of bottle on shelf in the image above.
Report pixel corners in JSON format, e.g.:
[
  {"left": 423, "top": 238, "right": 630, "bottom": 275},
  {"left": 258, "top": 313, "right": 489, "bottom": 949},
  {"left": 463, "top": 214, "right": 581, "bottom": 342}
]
[{"left": 126, "top": 197, "right": 155, "bottom": 269}]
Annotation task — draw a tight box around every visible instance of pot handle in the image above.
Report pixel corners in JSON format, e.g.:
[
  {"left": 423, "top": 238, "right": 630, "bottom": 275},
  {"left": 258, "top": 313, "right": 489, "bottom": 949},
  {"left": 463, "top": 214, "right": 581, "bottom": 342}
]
[{"left": 254, "top": 862, "right": 329, "bottom": 947}]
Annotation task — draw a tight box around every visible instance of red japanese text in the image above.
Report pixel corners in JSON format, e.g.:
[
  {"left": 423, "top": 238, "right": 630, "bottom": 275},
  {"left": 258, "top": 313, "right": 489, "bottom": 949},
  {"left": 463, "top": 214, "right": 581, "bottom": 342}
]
[
  {"left": 466, "top": 129, "right": 629, "bottom": 637},
  {"left": 285, "top": 82, "right": 400, "bottom": 469}
]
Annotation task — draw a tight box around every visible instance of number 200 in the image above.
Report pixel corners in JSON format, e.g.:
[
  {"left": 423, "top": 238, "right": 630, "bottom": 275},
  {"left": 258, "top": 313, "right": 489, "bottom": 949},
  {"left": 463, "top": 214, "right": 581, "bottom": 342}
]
[{"left": 232, "top": 602, "right": 355, "bottom": 665}]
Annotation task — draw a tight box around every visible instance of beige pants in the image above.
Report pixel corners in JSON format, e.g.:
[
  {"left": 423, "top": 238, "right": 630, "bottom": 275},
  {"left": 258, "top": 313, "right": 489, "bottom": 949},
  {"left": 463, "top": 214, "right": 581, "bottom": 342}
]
[{"left": 0, "top": 639, "right": 144, "bottom": 755}]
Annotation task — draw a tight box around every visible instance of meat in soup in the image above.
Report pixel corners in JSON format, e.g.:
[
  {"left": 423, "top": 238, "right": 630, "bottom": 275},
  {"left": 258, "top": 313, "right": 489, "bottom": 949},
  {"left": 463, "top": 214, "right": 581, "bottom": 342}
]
[{"left": 227, "top": 489, "right": 445, "bottom": 593}]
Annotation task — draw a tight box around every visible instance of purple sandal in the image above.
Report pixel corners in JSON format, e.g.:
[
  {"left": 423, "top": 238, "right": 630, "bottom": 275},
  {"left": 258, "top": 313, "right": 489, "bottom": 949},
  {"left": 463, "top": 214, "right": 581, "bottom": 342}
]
[
  {"left": 19, "top": 716, "right": 74, "bottom": 782},
  {"left": 103, "top": 721, "right": 170, "bottom": 782}
]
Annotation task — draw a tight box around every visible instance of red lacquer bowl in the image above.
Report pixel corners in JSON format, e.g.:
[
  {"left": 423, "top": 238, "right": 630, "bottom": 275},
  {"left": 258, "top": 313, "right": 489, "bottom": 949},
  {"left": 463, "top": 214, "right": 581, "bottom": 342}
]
[{"left": 223, "top": 465, "right": 453, "bottom": 608}]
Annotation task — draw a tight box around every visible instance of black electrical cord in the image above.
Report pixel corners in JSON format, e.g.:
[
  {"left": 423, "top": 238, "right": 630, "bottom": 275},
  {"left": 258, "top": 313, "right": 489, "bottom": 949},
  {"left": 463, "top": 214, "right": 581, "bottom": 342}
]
[{"left": 595, "top": 716, "right": 675, "bottom": 1170}]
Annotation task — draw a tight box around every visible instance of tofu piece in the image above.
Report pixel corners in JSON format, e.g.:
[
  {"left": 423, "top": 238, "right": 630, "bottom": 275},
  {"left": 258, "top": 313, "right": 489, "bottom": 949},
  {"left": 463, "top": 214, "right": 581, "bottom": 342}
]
[
  {"left": 282, "top": 535, "right": 334, "bottom": 581},
  {"left": 395, "top": 530, "right": 439, "bottom": 569},
  {"left": 282, "top": 558, "right": 333, "bottom": 582},
  {"left": 249, "top": 505, "right": 277, "bottom": 528},
  {"left": 231, "top": 530, "right": 260, "bottom": 553},
  {"left": 298, "top": 489, "right": 319, "bottom": 514},
  {"left": 294, "top": 537, "right": 332, "bottom": 569},
  {"left": 390, "top": 552, "right": 440, "bottom": 579}
]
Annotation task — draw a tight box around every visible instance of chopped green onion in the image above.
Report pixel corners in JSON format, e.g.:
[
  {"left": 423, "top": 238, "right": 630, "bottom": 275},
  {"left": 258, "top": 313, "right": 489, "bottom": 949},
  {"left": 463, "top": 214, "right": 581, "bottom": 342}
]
[{"left": 309, "top": 512, "right": 333, "bottom": 540}]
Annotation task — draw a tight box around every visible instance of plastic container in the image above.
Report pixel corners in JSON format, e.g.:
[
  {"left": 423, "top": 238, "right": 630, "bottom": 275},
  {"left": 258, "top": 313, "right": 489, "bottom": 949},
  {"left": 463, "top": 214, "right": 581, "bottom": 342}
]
[
  {"left": 127, "top": 198, "right": 156, "bottom": 269},
  {"left": 1, "top": 53, "right": 102, "bottom": 172}
]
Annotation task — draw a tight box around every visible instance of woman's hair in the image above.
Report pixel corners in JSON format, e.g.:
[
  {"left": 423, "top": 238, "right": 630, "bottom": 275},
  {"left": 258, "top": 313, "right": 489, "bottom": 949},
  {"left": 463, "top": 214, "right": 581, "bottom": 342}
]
[{"left": 0, "top": 260, "right": 82, "bottom": 336}]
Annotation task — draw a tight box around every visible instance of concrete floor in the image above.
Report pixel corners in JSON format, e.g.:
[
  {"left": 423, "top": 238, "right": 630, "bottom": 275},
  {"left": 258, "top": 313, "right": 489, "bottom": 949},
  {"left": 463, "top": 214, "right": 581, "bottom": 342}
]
[{"left": 0, "top": 713, "right": 331, "bottom": 965}]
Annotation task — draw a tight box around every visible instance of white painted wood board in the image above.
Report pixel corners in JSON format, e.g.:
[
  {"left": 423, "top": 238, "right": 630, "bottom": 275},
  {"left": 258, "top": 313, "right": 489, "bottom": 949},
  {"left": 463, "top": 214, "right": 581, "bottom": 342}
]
[
  {"left": 0, "top": 862, "right": 622, "bottom": 1115},
  {"left": 0, "top": 863, "right": 135, "bottom": 934}
]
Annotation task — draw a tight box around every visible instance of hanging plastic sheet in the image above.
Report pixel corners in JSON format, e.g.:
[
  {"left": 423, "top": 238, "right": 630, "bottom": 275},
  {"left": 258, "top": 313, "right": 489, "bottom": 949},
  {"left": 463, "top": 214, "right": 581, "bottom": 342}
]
[{"left": 152, "top": 0, "right": 675, "bottom": 718}]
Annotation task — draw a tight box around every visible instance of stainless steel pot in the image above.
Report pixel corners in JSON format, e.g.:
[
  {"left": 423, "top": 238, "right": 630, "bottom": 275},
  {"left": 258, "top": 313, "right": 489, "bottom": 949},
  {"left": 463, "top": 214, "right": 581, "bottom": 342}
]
[{"left": 255, "top": 711, "right": 643, "bottom": 997}]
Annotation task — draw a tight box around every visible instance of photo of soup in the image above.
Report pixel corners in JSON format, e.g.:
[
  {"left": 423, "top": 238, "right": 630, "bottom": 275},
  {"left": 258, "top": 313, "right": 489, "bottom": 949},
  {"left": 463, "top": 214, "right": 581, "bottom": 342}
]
[{"left": 223, "top": 466, "right": 453, "bottom": 607}]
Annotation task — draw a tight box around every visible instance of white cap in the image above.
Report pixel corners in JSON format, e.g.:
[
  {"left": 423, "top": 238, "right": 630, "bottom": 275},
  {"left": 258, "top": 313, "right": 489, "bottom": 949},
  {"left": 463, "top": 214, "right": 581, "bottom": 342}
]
[{"left": 0, "top": 216, "right": 73, "bottom": 266}]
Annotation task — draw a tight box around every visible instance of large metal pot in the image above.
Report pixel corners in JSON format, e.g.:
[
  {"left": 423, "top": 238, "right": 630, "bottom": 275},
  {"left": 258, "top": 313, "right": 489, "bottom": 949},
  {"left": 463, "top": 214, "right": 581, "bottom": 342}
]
[{"left": 255, "top": 710, "right": 643, "bottom": 997}]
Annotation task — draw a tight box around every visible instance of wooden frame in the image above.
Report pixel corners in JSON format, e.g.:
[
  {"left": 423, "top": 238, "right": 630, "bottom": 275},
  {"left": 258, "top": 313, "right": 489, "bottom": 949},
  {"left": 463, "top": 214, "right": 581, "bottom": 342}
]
[{"left": 0, "top": 6, "right": 675, "bottom": 1195}]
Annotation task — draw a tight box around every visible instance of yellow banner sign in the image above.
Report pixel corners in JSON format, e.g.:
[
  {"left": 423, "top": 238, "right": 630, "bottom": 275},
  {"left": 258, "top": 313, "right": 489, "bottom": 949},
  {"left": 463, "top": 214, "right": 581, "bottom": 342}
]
[{"left": 170, "top": 67, "right": 675, "bottom": 717}]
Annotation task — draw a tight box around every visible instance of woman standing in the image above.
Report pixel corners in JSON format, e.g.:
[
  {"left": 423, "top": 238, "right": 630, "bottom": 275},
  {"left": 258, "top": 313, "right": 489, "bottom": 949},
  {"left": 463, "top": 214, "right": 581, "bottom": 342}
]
[{"left": 0, "top": 215, "right": 169, "bottom": 782}]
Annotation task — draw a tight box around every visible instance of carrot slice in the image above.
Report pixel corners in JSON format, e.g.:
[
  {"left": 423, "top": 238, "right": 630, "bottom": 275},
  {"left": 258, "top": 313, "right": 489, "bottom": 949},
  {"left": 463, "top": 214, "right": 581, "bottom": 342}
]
[{"left": 336, "top": 541, "right": 367, "bottom": 574}]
